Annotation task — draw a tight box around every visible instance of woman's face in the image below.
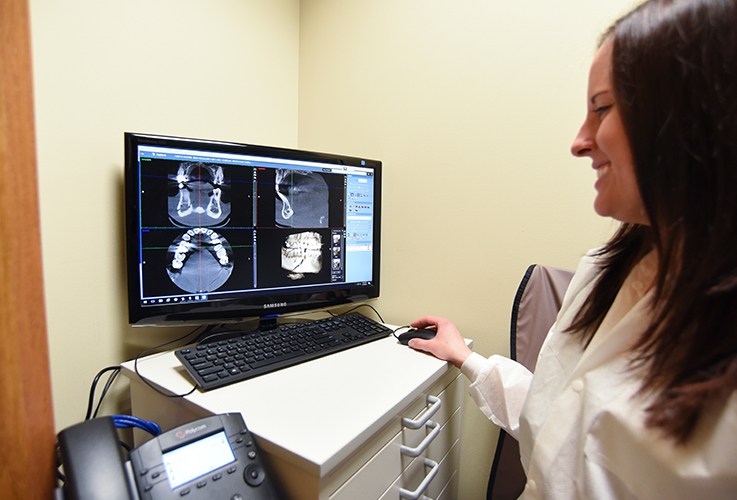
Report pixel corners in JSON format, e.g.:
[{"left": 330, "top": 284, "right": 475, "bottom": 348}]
[{"left": 571, "top": 39, "right": 648, "bottom": 226}]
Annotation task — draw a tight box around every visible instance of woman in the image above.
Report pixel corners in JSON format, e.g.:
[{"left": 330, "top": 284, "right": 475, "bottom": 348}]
[{"left": 409, "top": 0, "right": 737, "bottom": 497}]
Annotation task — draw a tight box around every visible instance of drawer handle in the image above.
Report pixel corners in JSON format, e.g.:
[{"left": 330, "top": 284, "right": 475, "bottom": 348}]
[
  {"left": 399, "top": 458, "right": 440, "bottom": 500},
  {"left": 400, "top": 420, "right": 440, "bottom": 457},
  {"left": 402, "top": 395, "right": 441, "bottom": 429}
]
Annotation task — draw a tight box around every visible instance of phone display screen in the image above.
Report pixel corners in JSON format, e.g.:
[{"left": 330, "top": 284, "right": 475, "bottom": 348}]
[{"left": 162, "top": 431, "right": 236, "bottom": 489}]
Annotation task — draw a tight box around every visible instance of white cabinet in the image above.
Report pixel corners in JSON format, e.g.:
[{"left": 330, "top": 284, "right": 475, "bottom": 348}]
[
  {"left": 330, "top": 373, "right": 463, "bottom": 500},
  {"left": 121, "top": 335, "right": 467, "bottom": 499}
]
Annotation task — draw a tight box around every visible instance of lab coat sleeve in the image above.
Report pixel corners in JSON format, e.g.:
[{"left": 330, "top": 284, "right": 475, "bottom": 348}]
[{"left": 461, "top": 352, "right": 533, "bottom": 440}]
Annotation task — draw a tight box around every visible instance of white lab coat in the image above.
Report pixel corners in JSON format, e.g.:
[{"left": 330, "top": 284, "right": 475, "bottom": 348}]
[{"left": 462, "top": 250, "right": 737, "bottom": 499}]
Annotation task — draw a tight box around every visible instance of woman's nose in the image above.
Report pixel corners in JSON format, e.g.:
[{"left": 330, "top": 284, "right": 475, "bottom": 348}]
[{"left": 571, "top": 125, "right": 594, "bottom": 157}]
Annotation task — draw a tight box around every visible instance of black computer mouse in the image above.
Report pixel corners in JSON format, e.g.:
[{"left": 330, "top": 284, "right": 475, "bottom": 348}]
[{"left": 397, "top": 328, "right": 437, "bottom": 345}]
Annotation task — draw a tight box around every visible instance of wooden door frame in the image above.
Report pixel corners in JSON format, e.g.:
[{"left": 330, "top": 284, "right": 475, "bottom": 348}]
[{"left": 0, "top": 0, "right": 57, "bottom": 496}]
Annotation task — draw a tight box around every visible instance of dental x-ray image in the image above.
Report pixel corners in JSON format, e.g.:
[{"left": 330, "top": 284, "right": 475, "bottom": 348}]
[
  {"left": 281, "top": 231, "right": 323, "bottom": 280},
  {"left": 166, "top": 228, "right": 234, "bottom": 293},
  {"left": 168, "top": 162, "right": 230, "bottom": 227},
  {"left": 275, "top": 169, "right": 329, "bottom": 228}
]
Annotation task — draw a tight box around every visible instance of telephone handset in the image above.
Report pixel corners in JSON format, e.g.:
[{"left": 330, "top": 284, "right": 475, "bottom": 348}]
[
  {"left": 57, "top": 416, "right": 134, "bottom": 499},
  {"left": 57, "top": 413, "right": 278, "bottom": 500}
]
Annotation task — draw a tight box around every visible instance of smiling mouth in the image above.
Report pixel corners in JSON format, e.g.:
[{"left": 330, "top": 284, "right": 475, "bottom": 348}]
[{"left": 594, "top": 162, "right": 610, "bottom": 179}]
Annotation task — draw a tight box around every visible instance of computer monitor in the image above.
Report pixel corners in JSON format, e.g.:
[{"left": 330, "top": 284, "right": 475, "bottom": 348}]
[{"left": 124, "top": 133, "right": 381, "bottom": 327}]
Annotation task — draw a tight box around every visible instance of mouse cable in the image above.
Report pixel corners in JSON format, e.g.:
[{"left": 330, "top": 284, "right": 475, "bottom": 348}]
[
  {"left": 392, "top": 325, "right": 413, "bottom": 340},
  {"left": 328, "top": 303, "right": 385, "bottom": 323}
]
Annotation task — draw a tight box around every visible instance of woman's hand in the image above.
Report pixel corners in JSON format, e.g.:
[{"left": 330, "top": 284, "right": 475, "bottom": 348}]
[{"left": 408, "top": 316, "right": 472, "bottom": 369}]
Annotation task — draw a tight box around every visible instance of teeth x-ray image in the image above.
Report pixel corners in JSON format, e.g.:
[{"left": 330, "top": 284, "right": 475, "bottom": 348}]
[
  {"left": 281, "top": 231, "right": 323, "bottom": 280},
  {"left": 166, "top": 228, "right": 234, "bottom": 293},
  {"left": 168, "top": 162, "right": 230, "bottom": 227},
  {"left": 275, "top": 169, "right": 329, "bottom": 228}
]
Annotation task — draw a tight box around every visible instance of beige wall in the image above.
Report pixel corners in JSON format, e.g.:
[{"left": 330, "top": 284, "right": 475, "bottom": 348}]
[
  {"left": 31, "top": 0, "right": 636, "bottom": 498},
  {"left": 298, "top": 1, "right": 635, "bottom": 498},
  {"left": 30, "top": 0, "right": 300, "bottom": 429}
]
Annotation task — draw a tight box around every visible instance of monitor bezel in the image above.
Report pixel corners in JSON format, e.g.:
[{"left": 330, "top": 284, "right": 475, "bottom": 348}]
[{"left": 124, "top": 132, "right": 382, "bottom": 327}]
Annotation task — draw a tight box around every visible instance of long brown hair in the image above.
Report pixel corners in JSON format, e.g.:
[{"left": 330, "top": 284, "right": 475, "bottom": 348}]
[{"left": 569, "top": 0, "right": 737, "bottom": 444}]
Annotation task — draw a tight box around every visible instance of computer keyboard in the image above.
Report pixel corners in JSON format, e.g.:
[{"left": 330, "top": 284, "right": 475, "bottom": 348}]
[{"left": 175, "top": 312, "right": 393, "bottom": 391}]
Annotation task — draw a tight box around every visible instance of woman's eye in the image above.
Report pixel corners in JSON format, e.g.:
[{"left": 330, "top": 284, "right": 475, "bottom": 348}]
[{"left": 594, "top": 105, "right": 612, "bottom": 117}]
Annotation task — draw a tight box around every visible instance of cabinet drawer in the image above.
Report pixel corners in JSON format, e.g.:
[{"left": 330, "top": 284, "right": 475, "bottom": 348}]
[
  {"left": 379, "top": 436, "right": 461, "bottom": 500},
  {"left": 330, "top": 377, "right": 463, "bottom": 500},
  {"left": 435, "top": 468, "right": 459, "bottom": 500}
]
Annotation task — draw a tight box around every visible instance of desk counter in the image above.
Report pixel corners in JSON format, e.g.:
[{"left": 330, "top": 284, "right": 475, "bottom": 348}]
[{"left": 121, "top": 334, "right": 468, "bottom": 499}]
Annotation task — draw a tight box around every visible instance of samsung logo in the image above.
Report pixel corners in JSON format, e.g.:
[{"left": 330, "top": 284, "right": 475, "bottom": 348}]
[{"left": 263, "top": 302, "right": 288, "bottom": 309}]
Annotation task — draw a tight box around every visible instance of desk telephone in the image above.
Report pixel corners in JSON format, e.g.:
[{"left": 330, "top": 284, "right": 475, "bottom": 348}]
[{"left": 56, "top": 413, "right": 278, "bottom": 500}]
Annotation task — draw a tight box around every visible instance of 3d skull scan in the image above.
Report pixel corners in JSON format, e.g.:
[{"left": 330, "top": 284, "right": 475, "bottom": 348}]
[
  {"left": 168, "top": 162, "right": 230, "bottom": 227},
  {"left": 275, "top": 169, "right": 329, "bottom": 228},
  {"left": 166, "top": 228, "right": 234, "bottom": 293},
  {"left": 281, "top": 231, "right": 323, "bottom": 280}
]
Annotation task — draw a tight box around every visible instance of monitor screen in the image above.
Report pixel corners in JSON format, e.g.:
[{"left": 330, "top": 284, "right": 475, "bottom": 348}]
[{"left": 124, "top": 133, "right": 381, "bottom": 326}]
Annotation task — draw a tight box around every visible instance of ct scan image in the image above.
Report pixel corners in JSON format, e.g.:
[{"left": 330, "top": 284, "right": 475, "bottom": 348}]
[
  {"left": 281, "top": 231, "right": 323, "bottom": 280},
  {"left": 275, "top": 169, "right": 329, "bottom": 228},
  {"left": 168, "top": 162, "right": 231, "bottom": 227},
  {"left": 166, "top": 228, "right": 234, "bottom": 293}
]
